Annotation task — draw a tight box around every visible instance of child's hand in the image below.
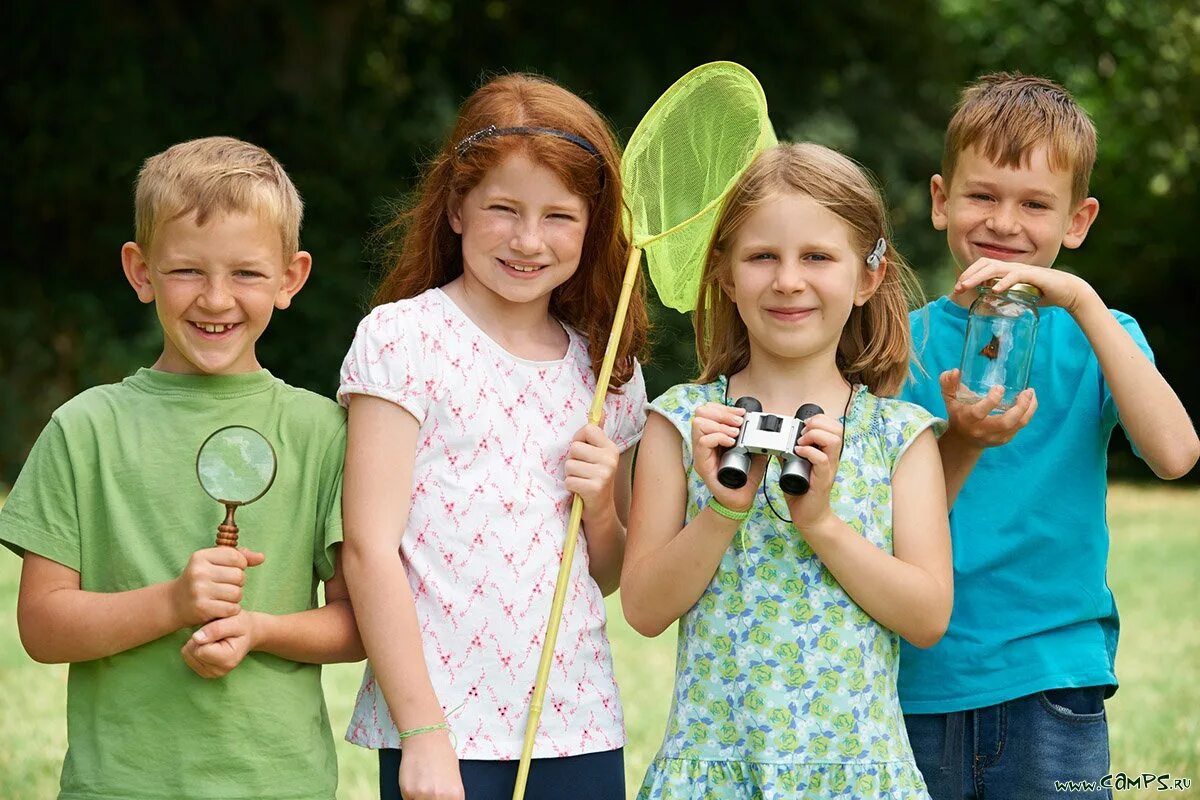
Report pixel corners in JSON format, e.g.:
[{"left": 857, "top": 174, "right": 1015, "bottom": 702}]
[
  {"left": 784, "top": 413, "right": 842, "bottom": 534},
  {"left": 180, "top": 610, "right": 259, "bottom": 679},
  {"left": 565, "top": 423, "right": 620, "bottom": 512},
  {"left": 171, "top": 547, "right": 265, "bottom": 627},
  {"left": 398, "top": 729, "right": 465, "bottom": 800},
  {"left": 939, "top": 369, "right": 1037, "bottom": 448},
  {"left": 691, "top": 402, "right": 765, "bottom": 512},
  {"left": 955, "top": 257, "right": 1099, "bottom": 315}
]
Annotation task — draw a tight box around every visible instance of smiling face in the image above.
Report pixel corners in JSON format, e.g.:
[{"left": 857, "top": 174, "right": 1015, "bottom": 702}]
[
  {"left": 932, "top": 144, "right": 1099, "bottom": 271},
  {"left": 448, "top": 151, "right": 589, "bottom": 312},
  {"left": 122, "top": 210, "right": 310, "bottom": 375},
  {"left": 723, "top": 191, "right": 883, "bottom": 364}
]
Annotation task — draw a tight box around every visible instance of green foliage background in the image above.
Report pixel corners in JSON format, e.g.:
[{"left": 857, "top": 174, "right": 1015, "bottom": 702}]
[{"left": 3, "top": 0, "right": 1196, "bottom": 481}]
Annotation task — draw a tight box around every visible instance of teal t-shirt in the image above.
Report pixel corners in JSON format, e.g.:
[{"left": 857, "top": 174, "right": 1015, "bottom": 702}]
[
  {"left": 0, "top": 368, "right": 346, "bottom": 800},
  {"left": 897, "top": 297, "right": 1153, "bottom": 714}
]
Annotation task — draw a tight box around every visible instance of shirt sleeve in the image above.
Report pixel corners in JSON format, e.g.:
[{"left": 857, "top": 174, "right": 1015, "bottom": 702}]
[
  {"left": 1100, "top": 310, "right": 1156, "bottom": 431},
  {"left": 313, "top": 417, "right": 347, "bottom": 582},
  {"left": 646, "top": 382, "right": 711, "bottom": 466},
  {"left": 337, "top": 302, "right": 434, "bottom": 424},
  {"left": 0, "top": 417, "right": 82, "bottom": 570},
  {"left": 605, "top": 359, "right": 648, "bottom": 452},
  {"left": 881, "top": 399, "right": 948, "bottom": 476}
]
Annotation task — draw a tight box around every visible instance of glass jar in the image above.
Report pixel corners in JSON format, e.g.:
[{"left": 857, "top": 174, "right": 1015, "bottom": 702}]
[{"left": 956, "top": 282, "right": 1041, "bottom": 412}]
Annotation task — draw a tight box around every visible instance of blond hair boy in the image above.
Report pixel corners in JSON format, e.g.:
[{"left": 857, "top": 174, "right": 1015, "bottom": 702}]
[{"left": 1, "top": 136, "right": 362, "bottom": 800}]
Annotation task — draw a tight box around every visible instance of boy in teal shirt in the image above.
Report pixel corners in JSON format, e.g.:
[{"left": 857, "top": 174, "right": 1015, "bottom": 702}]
[
  {"left": 898, "top": 74, "right": 1199, "bottom": 799},
  {"left": 1, "top": 136, "right": 363, "bottom": 800}
]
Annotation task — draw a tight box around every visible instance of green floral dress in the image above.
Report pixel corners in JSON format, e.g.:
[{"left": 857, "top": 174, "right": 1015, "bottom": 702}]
[{"left": 638, "top": 379, "right": 945, "bottom": 800}]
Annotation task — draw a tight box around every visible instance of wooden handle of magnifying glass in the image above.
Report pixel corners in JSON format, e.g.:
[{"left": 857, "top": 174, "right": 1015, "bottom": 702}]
[{"left": 215, "top": 504, "right": 239, "bottom": 548}]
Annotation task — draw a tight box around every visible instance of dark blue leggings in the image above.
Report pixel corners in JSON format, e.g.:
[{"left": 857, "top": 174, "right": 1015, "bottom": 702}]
[{"left": 378, "top": 747, "right": 624, "bottom": 800}]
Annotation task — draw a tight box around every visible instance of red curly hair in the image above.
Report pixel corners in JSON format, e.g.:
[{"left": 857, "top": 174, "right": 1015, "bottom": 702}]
[{"left": 372, "top": 73, "right": 648, "bottom": 389}]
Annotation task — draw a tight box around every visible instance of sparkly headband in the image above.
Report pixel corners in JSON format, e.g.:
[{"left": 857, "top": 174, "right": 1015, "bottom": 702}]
[
  {"left": 453, "top": 125, "right": 605, "bottom": 185},
  {"left": 454, "top": 125, "right": 601, "bottom": 158}
]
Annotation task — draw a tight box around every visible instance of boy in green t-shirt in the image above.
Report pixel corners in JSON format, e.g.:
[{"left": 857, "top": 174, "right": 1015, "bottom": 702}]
[{"left": 1, "top": 136, "right": 363, "bottom": 800}]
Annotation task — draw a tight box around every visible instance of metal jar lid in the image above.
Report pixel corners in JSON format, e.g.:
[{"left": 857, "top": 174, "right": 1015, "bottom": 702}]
[
  {"left": 1006, "top": 282, "right": 1042, "bottom": 298},
  {"left": 980, "top": 279, "right": 1042, "bottom": 300}
]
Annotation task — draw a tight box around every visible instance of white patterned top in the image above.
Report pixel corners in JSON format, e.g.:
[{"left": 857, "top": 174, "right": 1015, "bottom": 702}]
[{"left": 338, "top": 287, "right": 645, "bottom": 759}]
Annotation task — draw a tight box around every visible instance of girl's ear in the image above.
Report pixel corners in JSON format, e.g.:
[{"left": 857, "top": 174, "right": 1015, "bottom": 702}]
[
  {"left": 714, "top": 250, "right": 736, "bottom": 301},
  {"left": 854, "top": 257, "right": 887, "bottom": 307},
  {"left": 447, "top": 193, "right": 464, "bottom": 235}
]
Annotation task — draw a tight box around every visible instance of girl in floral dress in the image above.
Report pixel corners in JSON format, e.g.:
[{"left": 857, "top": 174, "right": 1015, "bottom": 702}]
[{"left": 622, "top": 143, "right": 952, "bottom": 799}]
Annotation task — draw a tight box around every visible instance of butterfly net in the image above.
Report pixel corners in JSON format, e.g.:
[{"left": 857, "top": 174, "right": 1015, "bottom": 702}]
[{"left": 621, "top": 61, "right": 776, "bottom": 312}]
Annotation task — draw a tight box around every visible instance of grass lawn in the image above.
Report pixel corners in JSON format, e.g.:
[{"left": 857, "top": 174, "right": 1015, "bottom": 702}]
[{"left": 1, "top": 483, "right": 1197, "bottom": 799}]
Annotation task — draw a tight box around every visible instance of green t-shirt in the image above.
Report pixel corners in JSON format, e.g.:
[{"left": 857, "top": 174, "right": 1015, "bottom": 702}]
[{"left": 0, "top": 368, "right": 346, "bottom": 800}]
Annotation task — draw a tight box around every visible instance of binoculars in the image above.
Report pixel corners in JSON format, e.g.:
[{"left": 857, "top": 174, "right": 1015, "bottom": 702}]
[{"left": 716, "top": 397, "right": 824, "bottom": 496}]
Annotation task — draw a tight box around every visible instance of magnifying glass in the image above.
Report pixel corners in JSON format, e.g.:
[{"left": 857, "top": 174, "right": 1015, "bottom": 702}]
[{"left": 196, "top": 425, "right": 277, "bottom": 548}]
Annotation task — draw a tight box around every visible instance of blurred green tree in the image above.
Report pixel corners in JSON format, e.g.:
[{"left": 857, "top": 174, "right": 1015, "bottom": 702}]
[{"left": 2, "top": 0, "right": 1194, "bottom": 483}]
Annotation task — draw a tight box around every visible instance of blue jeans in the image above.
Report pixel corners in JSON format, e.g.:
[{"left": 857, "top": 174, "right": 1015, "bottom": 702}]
[
  {"left": 379, "top": 747, "right": 624, "bottom": 800},
  {"left": 905, "top": 686, "right": 1111, "bottom": 799}
]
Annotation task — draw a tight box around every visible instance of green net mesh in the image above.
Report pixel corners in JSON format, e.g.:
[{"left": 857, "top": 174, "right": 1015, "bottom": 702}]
[{"left": 622, "top": 62, "right": 776, "bottom": 313}]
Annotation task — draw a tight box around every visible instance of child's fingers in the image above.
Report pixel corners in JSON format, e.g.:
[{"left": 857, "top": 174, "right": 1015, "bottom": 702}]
[
  {"left": 696, "top": 403, "right": 746, "bottom": 426},
  {"left": 696, "top": 432, "right": 738, "bottom": 452},
  {"left": 938, "top": 369, "right": 961, "bottom": 399},
  {"left": 692, "top": 416, "right": 741, "bottom": 442},
  {"left": 208, "top": 582, "right": 243, "bottom": 605},
  {"left": 572, "top": 423, "right": 610, "bottom": 447},
  {"left": 192, "top": 615, "right": 240, "bottom": 645},
  {"left": 958, "top": 259, "right": 1014, "bottom": 291},
  {"left": 988, "top": 388, "right": 1035, "bottom": 432},
  {"left": 1016, "top": 389, "right": 1038, "bottom": 427},
  {"left": 964, "top": 386, "right": 1004, "bottom": 420},
  {"left": 793, "top": 445, "right": 831, "bottom": 471},
  {"left": 202, "top": 547, "right": 250, "bottom": 569},
  {"left": 991, "top": 270, "right": 1030, "bottom": 294},
  {"left": 194, "top": 641, "right": 236, "bottom": 668},
  {"left": 796, "top": 428, "right": 840, "bottom": 451},
  {"left": 564, "top": 459, "right": 609, "bottom": 483},
  {"left": 205, "top": 600, "right": 242, "bottom": 620},
  {"left": 955, "top": 258, "right": 992, "bottom": 288},
  {"left": 799, "top": 414, "right": 842, "bottom": 435},
  {"left": 563, "top": 476, "right": 590, "bottom": 495},
  {"left": 180, "top": 644, "right": 215, "bottom": 678},
  {"left": 238, "top": 548, "right": 266, "bottom": 568},
  {"left": 209, "top": 565, "right": 247, "bottom": 587},
  {"left": 568, "top": 440, "right": 618, "bottom": 465},
  {"left": 567, "top": 441, "right": 599, "bottom": 462}
]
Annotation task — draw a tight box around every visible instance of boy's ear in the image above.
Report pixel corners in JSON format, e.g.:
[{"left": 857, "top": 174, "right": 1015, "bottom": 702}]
[
  {"left": 855, "top": 257, "right": 887, "bottom": 307},
  {"left": 274, "top": 251, "right": 313, "bottom": 310},
  {"left": 1062, "top": 197, "right": 1100, "bottom": 250},
  {"left": 121, "top": 242, "right": 156, "bottom": 304},
  {"left": 930, "top": 175, "right": 949, "bottom": 231},
  {"left": 447, "top": 193, "right": 464, "bottom": 235}
]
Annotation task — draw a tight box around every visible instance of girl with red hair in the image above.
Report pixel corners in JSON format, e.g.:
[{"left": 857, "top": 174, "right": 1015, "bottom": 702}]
[{"left": 338, "top": 74, "right": 649, "bottom": 800}]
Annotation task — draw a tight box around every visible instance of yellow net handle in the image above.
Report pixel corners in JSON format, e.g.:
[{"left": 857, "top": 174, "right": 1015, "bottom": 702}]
[{"left": 511, "top": 244, "right": 642, "bottom": 800}]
